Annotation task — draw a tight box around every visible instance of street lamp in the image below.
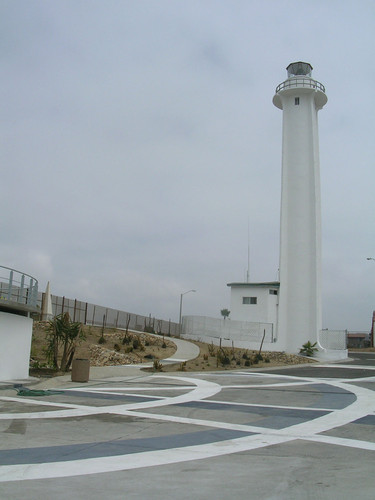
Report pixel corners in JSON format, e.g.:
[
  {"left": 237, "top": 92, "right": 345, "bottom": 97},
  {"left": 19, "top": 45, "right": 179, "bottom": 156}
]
[{"left": 179, "top": 289, "right": 196, "bottom": 337}]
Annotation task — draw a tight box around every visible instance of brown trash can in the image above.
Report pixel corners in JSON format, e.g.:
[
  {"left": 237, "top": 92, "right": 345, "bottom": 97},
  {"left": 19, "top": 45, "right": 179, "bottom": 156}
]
[{"left": 71, "top": 358, "right": 90, "bottom": 382}]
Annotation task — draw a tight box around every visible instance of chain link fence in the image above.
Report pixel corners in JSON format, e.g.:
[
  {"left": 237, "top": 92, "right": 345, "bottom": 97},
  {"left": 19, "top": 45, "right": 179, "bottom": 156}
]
[
  {"left": 38, "top": 292, "right": 179, "bottom": 336},
  {"left": 318, "top": 329, "right": 347, "bottom": 350}
]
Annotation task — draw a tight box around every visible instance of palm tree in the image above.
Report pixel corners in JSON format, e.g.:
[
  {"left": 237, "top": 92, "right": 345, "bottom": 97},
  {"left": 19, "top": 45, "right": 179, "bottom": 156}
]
[{"left": 220, "top": 308, "right": 230, "bottom": 320}]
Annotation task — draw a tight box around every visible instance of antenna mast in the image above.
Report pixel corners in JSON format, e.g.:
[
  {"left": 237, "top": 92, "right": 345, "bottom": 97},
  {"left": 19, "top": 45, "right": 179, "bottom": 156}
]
[{"left": 246, "top": 219, "right": 250, "bottom": 283}]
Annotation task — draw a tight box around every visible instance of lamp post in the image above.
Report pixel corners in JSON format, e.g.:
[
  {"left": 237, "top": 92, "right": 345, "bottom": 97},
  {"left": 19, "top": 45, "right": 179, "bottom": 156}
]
[
  {"left": 179, "top": 289, "right": 196, "bottom": 337},
  {"left": 367, "top": 259, "right": 374, "bottom": 347}
]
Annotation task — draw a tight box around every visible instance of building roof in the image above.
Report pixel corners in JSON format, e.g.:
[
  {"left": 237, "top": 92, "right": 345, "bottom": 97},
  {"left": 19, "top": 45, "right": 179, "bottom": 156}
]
[{"left": 227, "top": 281, "right": 280, "bottom": 288}]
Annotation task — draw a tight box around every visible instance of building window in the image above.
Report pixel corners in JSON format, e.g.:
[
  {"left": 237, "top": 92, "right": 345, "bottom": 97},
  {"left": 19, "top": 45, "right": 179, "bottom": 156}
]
[
  {"left": 295, "top": 97, "right": 300, "bottom": 105},
  {"left": 269, "top": 290, "right": 278, "bottom": 295},
  {"left": 243, "top": 297, "right": 257, "bottom": 305}
]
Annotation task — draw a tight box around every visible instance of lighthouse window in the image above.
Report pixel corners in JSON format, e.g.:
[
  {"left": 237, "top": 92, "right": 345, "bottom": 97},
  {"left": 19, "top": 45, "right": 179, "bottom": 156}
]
[
  {"left": 295, "top": 97, "right": 300, "bottom": 105},
  {"left": 243, "top": 297, "right": 257, "bottom": 305}
]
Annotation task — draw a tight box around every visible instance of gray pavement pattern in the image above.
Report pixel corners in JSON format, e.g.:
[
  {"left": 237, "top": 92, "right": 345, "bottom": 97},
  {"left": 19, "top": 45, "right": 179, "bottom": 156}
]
[{"left": 0, "top": 350, "right": 375, "bottom": 499}]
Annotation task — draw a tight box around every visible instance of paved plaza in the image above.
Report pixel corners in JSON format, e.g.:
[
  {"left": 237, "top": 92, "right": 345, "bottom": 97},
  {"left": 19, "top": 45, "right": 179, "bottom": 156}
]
[{"left": 1, "top": 352, "right": 375, "bottom": 499}]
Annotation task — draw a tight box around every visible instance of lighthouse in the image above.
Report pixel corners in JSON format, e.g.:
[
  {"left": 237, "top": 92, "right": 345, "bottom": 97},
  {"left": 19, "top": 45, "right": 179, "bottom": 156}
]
[{"left": 273, "top": 62, "right": 327, "bottom": 353}]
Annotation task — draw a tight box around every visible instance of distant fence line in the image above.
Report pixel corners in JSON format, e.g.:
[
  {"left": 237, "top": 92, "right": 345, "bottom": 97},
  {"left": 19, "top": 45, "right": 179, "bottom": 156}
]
[{"left": 38, "top": 292, "right": 180, "bottom": 336}]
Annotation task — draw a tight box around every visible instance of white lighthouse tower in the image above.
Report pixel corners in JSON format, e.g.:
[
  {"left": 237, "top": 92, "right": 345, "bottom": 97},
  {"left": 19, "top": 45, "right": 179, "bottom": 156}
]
[{"left": 273, "top": 62, "right": 327, "bottom": 353}]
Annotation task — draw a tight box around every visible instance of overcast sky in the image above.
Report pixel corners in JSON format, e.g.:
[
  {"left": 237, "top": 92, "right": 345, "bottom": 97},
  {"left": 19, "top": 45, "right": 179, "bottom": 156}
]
[{"left": 1, "top": 1, "right": 374, "bottom": 330}]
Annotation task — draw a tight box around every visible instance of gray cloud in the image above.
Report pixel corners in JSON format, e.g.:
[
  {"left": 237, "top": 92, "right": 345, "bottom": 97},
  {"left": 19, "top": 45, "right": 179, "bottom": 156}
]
[{"left": 1, "top": 1, "right": 374, "bottom": 329}]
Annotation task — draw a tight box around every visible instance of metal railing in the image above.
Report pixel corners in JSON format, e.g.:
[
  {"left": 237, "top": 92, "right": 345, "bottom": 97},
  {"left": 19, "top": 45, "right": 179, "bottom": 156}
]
[
  {"left": 0, "top": 266, "right": 39, "bottom": 311},
  {"left": 276, "top": 77, "right": 325, "bottom": 94}
]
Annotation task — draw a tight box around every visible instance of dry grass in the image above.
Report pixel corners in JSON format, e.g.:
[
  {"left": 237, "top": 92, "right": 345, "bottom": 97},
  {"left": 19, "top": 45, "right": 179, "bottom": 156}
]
[
  {"left": 160, "top": 340, "right": 316, "bottom": 372},
  {"left": 30, "top": 321, "right": 316, "bottom": 377}
]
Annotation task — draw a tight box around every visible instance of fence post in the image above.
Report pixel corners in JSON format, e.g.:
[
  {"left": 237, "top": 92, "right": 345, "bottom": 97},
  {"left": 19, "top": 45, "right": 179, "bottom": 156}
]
[{"left": 7, "top": 270, "right": 13, "bottom": 301}]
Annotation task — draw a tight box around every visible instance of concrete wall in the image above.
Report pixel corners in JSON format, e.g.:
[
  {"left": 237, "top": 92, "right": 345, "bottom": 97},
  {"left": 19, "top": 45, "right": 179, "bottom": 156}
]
[
  {"left": 0, "top": 311, "right": 33, "bottom": 380},
  {"left": 182, "top": 315, "right": 276, "bottom": 350}
]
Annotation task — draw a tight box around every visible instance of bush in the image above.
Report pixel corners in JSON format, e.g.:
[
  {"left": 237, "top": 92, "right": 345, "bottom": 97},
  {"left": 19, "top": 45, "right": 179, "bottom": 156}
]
[
  {"left": 45, "top": 313, "right": 85, "bottom": 372},
  {"left": 208, "top": 343, "right": 216, "bottom": 357},
  {"left": 300, "top": 341, "right": 318, "bottom": 357},
  {"left": 122, "top": 333, "right": 131, "bottom": 345},
  {"left": 113, "top": 343, "right": 121, "bottom": 352},
  {"left": 217, "top": 348, "right": 231, "bottom": 366},
  {"left": 153, "top": 359, "right": 163, "bottom": 371}
]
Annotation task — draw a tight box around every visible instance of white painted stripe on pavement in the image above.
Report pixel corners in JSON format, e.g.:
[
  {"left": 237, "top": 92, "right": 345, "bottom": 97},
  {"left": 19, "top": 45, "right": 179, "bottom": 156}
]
[
  {"left": 0, "top": 433, "right": 295, "bottom": 482},
  {"left": 304, "top": 434, "right": 375, "bottom": 451}
]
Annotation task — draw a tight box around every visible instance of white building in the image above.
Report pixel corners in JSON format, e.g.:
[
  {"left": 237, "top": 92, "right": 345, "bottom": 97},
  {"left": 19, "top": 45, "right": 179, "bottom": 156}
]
[
  {"left": 0, "top": 266, "right": 39, "bottom": 381},
  {"left": 228, "top": 282, "right": 279, "bottom": 326}
]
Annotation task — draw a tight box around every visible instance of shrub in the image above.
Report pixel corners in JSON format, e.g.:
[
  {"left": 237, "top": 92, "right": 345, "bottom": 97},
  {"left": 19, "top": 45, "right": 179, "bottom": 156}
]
[
  {"left": 113, "top": 343, "right": 121, "bottom": 352},
  {"left": 153, "top": 359, "right": 163, "bottom": 371},
  {"left": 208, "top": 343, "right": 216, "bottom": 357},
  {"left": 217, "top": 348, "right": 231, "bottom": 366},
  {"left": 300, "top": 341, "right": 318, "bottom": 357},
  {"left": 122, "top": 333, "right": 131, "bottom": 345},
  {"left": 45, "top": 313, "right": 85, "bottom": 372}
]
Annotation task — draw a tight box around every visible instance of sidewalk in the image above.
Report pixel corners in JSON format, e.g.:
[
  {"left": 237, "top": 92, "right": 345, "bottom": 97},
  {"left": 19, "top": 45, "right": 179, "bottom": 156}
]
[{"left": 0, "top": 335, "right": 200, "bottom": 391}]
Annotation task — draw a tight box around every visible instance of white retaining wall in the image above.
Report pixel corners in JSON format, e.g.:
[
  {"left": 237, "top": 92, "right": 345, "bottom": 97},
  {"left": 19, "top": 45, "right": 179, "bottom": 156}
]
[
  {"left": 0, "top": 311, "right": 33, "bottom": 380},
  {"left": 182, "top": 315, "right": 276, "bottom": 350},
  {"left": 317, "top": 329, "right": 348, "bottom": 360}
]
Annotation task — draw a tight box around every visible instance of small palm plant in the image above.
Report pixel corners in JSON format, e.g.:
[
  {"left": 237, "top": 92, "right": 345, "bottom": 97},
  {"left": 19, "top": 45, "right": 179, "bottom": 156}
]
[
  {"left": 45, "top": 313, "right": 85, "bottom": 371},
  {"left": 299, "top": 341, "right": 318, "bottom": 357}
]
